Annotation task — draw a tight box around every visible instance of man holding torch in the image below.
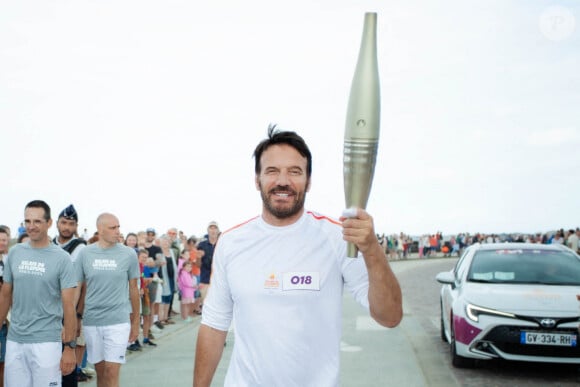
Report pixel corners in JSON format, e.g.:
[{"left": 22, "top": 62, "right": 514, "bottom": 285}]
[{"left": 194, "top": 126, "right": 402, "bottom": 387}]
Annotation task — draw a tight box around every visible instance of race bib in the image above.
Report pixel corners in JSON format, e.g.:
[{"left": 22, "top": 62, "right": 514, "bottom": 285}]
[{"left": 282, "top": 272, "right": 320, "bottom": 291}]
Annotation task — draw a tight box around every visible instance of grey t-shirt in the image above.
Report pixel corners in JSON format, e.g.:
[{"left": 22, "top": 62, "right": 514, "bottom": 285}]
[
  {"left": 3, "top": 242, "right": 77, "bottom": 343},
  {"left": 76, "top": 243, "right": 139, "bottom": 326}
]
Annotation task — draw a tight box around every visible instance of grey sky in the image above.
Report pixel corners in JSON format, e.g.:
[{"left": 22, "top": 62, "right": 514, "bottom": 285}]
[{"left": 1, "top": 0, "right": 578, "bottom": 238}]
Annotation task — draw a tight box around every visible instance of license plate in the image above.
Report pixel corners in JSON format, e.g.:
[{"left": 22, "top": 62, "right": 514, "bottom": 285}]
[{"left": 520, "top": 331, "right": 577, "bottom": 347}]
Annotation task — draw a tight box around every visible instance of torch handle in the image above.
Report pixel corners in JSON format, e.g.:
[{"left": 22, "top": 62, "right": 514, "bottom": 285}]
[{"left": 347, "top": 243, "right": 358, "bottom": 258}]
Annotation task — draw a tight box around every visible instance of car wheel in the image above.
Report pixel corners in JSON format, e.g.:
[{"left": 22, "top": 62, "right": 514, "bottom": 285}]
[
  {"left": 450, "top": 318, "right": 475, "bottom": 368},
  {"left": 440, "top": 302, "right": 447, "bottom": 342}
]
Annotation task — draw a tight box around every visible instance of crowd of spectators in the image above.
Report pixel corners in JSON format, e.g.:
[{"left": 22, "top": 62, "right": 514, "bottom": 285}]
[{"left": 378, "top": 228, "right": 580, "bottom": 260}]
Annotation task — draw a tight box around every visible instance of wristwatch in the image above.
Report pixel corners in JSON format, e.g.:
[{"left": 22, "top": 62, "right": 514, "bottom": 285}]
[{"left": 64, "top": 340, "right": 77, "bottom": 349}]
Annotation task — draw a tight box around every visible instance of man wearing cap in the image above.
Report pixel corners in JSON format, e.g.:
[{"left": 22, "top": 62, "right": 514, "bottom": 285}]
[
  {"left": 196, "top": 222, "right": 220, "bottom": 312},
  {"left": 53, "top": 204, "right": 91, "bottom": 384}
]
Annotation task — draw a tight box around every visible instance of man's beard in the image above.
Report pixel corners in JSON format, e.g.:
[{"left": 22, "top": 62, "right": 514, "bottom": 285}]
[
  {"left": 259, "top": 183, "right": 306, "bottom": 220},
  {"left": 58, "top": 229, "right": 74, "bottom": 241}
]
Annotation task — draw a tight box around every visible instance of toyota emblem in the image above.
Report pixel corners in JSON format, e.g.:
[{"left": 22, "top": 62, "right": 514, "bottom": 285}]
[{"left": 540, "top": 318, "right": 556, "bottom": 328}]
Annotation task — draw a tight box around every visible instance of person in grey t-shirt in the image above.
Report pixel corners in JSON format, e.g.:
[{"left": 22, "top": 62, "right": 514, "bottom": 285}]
[
  {"left": 0, "top": 200, "right": 78, "bottom": 387},
  {"left": 75, "top": 213, "right": 140, "bottom": 387}
]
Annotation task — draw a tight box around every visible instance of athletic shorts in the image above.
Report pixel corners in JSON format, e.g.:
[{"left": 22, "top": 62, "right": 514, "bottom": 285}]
[
  {"left": 5, "top": 340, "right": 62, "bottom": 387},
  {"left": 155, "top": 283, "right": 162, "bottom": 304},
  {"left": 147, "top": 282, "right": 157, "bottom": 305},
  {"left": 76, "top": 329, "right": 86, "bottom": 346},
  {"left": 141, "top": 295, "right": 150, "bottom": 316},
  {"left": 0, "top": 323, "right": 7, "bottom": 362},
  {"left": 84, "top": 323, "right": 130, "bottom": 364}
]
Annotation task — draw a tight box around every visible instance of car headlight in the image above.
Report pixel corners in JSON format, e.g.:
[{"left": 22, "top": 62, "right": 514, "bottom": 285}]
[{"left": 466, "top": 303, "right": 516, "bottom": 323}]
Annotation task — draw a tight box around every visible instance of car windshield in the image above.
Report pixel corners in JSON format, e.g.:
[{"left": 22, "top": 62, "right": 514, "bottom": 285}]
[{"left": 467, "top": 248, "right": 580, "bottom": 285}]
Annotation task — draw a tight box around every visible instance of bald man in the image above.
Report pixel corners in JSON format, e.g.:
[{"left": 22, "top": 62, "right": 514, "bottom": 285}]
[{"left": 75, "top": 213, "right": 140, "bottom": 387}]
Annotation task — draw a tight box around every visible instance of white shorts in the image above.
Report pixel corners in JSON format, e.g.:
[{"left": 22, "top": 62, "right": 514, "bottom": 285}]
[
  {"left": 83, "top": 323, "right": 130, "bottom": 364},
  {"left": 4, "top": 340, "right": 62, "bottom": 387},
  {"left": 155, "top": 283, "right": 162, "bottom": 303},
  {"left": 76, "top": 329, "right": 86, "bottom": 346}
]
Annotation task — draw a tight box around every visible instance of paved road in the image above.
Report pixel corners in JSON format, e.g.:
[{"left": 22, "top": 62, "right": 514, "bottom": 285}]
[{"left": 81, "top": 256, "right": 580, "bottom": 386}]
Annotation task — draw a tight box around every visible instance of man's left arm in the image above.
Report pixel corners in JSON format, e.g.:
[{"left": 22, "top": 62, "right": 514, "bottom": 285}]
[
  {"left": 61, "top": 287, "right": 77, "bottom": 375},
  {"left": 128, "top": 278, "right": 140, "bottom": 342},
  {"left": 341, "top": 209, "right": 403, "bottom": 328}
]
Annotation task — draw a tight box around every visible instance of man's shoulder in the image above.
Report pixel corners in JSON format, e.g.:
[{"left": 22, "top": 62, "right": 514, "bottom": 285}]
[
  {"left": 120, "top": 244, "right": 138, "bottom": 258},
  {"left": 197, "top": 238, "right": 213, "bottom": 249},
  {"left": 219, "top": 216, "right": 261, "bottom": 238},
  {"left": 108, "top": 243, "right": 137, "bottom": 257},
  {"left": 63, "top": 238, "right": 87, "bottom": 253},
  {"left": 146, "top": 244, "right": 162, "bottom": 252},
  {"left": 304, "top": 211, "right": 341, "bottom": 227},
  {"left": 45, "top": 244, "right": 72, "bottom": 262},
  {"left": 302, "top": 211, "right": 343, "bottom": 240}
]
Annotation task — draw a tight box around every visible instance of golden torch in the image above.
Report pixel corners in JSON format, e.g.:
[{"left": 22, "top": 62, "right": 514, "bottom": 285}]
[{"left": 343, "top": 12, "right": 381, "bottom": 258}]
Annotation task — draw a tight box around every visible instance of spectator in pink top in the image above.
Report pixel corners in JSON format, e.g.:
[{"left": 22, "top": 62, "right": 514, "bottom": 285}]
[{"left": 177, "top": 262, "right": 197, "bottom": 322}]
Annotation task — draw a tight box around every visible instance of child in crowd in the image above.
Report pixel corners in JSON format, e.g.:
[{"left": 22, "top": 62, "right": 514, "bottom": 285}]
[
  {"left": 177, "top": 248, "right": 188, "bottom": 271},
  {"left": 144, "top": 257, "right": 163, "bottom": 330},
  {"left": 177, "top": 261, "right": 197, "bottom": 322},
  {"left": 138, "top": 250, "right": 156, "bottom": 347}
]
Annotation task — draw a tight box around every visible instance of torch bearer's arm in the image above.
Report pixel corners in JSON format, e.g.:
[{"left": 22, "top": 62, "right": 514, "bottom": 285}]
[{"left": 341, "top": 208, "right": 403, "bottom": 328}]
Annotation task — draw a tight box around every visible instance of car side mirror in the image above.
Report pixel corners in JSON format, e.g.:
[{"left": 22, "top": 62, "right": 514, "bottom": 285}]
[{"left": 436, "top": 271, "right": 456, "bottom": 289}]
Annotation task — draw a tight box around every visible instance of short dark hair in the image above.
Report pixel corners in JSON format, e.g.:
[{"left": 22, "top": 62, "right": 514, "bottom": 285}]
[
  {"left": 253, "top": 124, "right": 312, "bottom": 177},
  {"left": 25, "top": 200, "right": 51, "bottom": 221},
  {"left": 0, "top": 227, "right": 9, "bottom": 237}
]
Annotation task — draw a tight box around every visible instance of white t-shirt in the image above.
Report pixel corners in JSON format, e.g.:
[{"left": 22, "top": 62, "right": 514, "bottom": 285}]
[
  {"left": 567, "top": 233, "right": 579, "bottom": 252},
  {"left": 202, "top": 211, "right": 370, "bottom": 387}
]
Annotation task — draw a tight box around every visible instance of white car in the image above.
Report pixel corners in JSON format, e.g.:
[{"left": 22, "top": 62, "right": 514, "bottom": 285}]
[{"left": 436, "top": 242, "right": 580, "bottom": 367}]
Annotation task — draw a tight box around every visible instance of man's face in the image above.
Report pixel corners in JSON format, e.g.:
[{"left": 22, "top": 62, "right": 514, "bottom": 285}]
[
  {"left": 97, "top": 215, "right": 121, "bottom": 245},
  {"left": 0, "top": 232, "right": 9, "bottom": 254},
  {"left": 207, "top": 226, "right": 219, "bottom": 239},
  {"left": 146, "top": 232, "right": 155, "bottom": 243},
  {"left": 24, "top": 207, "right": 52, "bottom": 243},
  {"left": 255, "top": 144, "right": 310, "bottom": 223},
  {"left": 57, "top": 217, "right": 77, "bottom": 241}
]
